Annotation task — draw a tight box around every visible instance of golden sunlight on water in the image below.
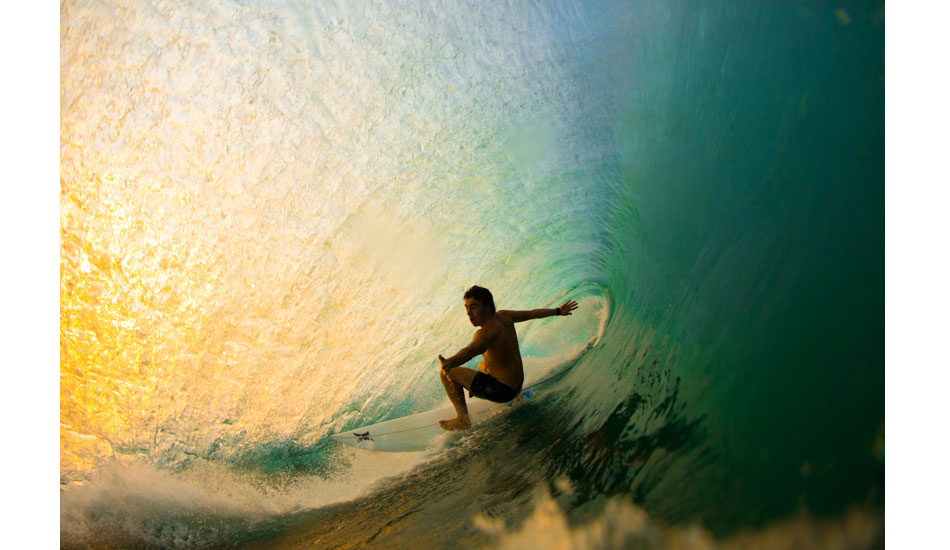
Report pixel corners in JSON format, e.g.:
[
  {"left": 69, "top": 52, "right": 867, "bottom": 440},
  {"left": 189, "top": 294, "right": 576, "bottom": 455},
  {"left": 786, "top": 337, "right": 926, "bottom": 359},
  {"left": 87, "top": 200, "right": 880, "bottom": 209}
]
[
  {"left": 59, "top": 0, "right": 532, "bottom": 483},
  {"left": 59, "top": 159, "right": 446, "bottom": 480},
  {"left": 59, "top": 1, "right": 391, "bottom": 481}
]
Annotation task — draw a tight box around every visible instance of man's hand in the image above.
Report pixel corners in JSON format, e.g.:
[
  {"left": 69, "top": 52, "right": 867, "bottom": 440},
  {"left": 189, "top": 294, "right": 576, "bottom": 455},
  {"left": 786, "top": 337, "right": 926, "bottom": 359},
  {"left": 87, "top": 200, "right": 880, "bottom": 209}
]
[
  {"left": 438, "top": 354, "right": 450, "bottom": 370},
  {"left": 557, "top": 300, "right": 579, "bottom": 316}
]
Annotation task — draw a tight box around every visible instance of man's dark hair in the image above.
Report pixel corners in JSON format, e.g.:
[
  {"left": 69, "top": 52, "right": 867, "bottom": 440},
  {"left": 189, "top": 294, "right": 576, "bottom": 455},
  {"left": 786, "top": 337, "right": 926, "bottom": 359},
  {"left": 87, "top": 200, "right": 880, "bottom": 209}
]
[{"left": 464, "top": 285, "right": 495, "bottom": 314}]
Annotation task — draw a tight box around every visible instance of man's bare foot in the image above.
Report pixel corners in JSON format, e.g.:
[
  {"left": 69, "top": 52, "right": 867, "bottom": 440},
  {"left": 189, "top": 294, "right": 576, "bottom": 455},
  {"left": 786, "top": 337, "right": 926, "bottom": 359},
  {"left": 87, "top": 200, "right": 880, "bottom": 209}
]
[{"left": 439, "top": 417, "right": 471, "bottom": 431}]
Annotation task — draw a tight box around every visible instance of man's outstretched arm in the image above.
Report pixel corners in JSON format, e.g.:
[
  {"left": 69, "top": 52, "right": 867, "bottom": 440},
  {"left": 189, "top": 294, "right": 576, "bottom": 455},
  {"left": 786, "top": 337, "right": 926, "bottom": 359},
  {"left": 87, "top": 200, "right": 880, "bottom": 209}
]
[{"left": 500, "top": 299, "right": 578, "bottom": 323}]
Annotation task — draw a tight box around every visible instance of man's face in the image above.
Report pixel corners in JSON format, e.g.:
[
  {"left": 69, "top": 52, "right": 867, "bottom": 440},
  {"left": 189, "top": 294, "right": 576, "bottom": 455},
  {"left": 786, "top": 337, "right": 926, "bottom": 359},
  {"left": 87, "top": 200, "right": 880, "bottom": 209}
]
[{"left": 464, "top": 298, "right": 489, "bottom": 327}]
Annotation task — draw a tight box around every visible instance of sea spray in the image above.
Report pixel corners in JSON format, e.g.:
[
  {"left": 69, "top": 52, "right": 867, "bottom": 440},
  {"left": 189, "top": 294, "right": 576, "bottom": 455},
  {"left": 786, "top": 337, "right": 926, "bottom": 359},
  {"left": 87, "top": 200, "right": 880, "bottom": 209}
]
[{"left": 476, "top": 484, "right": 883, "bottom": 550}]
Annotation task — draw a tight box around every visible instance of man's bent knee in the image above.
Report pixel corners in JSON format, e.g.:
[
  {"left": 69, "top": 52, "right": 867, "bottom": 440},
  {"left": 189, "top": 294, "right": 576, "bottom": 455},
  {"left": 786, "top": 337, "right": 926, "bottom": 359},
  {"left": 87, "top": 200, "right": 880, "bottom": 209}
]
[
  {"left": 446, "top": 366, "right": 476, "bottom": 388},
  {"left": 444, "top": 367, "right": 460, "bottom": 383},
  {"left": 440, "top": 368, "right": 452, "bottom": 383}
]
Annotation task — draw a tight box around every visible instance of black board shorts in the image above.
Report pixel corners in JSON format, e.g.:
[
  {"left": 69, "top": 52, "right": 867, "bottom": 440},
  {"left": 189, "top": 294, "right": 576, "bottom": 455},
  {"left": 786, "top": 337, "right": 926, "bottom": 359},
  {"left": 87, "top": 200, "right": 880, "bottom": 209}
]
[{"left": 468, "top": 371, "right": 521, "bottom": 403}]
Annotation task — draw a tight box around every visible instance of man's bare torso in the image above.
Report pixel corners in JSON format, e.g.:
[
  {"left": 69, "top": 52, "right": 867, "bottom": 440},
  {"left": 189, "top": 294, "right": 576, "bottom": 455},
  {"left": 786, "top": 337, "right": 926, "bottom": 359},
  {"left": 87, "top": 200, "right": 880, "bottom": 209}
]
[{"left": 475, "top": 312, "right": 524, "bottom": 389}]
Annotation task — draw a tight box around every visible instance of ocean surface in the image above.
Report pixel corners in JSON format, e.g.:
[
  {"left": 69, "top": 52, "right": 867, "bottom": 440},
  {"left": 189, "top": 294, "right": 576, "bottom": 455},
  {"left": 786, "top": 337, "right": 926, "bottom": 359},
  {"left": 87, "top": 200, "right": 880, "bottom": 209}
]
[{"left": 60, "top": 0, "right": 884, "bottom": 548}]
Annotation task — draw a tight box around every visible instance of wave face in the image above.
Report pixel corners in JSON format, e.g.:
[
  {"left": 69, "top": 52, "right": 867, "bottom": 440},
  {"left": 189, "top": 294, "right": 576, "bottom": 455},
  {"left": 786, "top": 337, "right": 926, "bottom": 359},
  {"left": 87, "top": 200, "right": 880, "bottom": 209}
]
[{"left": 60, "top": 0, "right": 883, "bottom": 547}]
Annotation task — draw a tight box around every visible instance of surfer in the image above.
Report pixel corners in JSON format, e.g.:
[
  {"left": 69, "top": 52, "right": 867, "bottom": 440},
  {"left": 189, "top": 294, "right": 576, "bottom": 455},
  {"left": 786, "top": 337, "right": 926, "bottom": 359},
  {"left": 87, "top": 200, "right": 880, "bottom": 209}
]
[{"left": 438, "top": 285, "right": 578, "bottom": 430}]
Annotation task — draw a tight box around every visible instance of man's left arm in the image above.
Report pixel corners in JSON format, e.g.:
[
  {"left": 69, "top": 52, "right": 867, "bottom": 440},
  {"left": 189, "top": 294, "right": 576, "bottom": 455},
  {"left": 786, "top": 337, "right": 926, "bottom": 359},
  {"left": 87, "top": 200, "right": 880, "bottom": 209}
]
[{"left": 500, "top": 299, "right": 578, "bottom": 323}]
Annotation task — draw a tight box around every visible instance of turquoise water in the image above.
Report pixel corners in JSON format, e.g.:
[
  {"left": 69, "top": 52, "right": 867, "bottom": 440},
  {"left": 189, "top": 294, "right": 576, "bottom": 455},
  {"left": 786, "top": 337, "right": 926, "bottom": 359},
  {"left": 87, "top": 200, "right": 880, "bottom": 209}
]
[{"left": 60, "top": 0, "right": 883, "bottom": 547}]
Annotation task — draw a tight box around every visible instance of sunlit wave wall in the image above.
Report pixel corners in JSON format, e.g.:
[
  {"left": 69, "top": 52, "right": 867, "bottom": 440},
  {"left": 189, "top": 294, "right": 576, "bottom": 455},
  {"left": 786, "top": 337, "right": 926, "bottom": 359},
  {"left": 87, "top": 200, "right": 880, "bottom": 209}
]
[
  {"left": 61, "top": 0, "right": 614, "bottom": 482},
  {"left": 61, "top": 0, "right": 883, "bottom": 537}
]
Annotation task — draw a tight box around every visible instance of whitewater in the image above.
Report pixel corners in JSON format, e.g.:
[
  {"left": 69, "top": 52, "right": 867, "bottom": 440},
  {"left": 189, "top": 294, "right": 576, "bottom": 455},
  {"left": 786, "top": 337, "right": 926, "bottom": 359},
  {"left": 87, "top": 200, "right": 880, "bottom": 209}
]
[{"left": 60, "top": 1, "right": 883, "bottom": 548}]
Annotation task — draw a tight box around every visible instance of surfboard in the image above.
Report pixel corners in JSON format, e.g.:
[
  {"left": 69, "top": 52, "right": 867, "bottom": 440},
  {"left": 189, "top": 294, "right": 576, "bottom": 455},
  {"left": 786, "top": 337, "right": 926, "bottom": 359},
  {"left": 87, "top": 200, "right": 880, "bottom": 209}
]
[{"left": 329, "top": 387, "right": 537, "bottom": 452}]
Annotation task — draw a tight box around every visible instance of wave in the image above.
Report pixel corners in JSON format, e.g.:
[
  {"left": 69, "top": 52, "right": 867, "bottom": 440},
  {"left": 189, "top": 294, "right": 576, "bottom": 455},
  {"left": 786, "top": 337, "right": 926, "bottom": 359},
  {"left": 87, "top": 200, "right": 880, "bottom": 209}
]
[{"left": 61, "top": 0, "right": 883, "bottom": 547}]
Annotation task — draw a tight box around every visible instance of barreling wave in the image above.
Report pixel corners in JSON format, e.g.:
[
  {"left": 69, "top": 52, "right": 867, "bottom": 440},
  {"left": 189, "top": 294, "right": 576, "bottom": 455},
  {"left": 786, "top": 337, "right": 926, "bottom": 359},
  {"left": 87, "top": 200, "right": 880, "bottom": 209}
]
[{"left": 61, "top": 0, "right": 883, "bottom": 548}]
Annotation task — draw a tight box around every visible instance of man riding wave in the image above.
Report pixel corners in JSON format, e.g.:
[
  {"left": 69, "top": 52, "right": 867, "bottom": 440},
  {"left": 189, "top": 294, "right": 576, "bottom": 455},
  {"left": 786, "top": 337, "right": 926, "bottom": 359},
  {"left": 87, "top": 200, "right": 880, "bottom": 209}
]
[{"left": 437, "top": 285, "right": 578, "bottom": 430}]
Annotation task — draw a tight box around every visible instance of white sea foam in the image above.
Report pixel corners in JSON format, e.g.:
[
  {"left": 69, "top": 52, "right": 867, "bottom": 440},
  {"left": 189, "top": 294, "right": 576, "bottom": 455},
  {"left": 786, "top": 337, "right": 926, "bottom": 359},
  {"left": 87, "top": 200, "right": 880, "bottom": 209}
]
[{"left": 60, "top": 447, "right": 432, "bottom": 548}]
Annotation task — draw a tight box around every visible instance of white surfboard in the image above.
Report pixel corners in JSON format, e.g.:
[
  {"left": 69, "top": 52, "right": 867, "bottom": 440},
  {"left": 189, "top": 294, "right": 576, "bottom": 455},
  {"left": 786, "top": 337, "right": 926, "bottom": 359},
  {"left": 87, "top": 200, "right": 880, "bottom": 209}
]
[{"left": 329, "top": 387, "right": 538, "bottom": 452}]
